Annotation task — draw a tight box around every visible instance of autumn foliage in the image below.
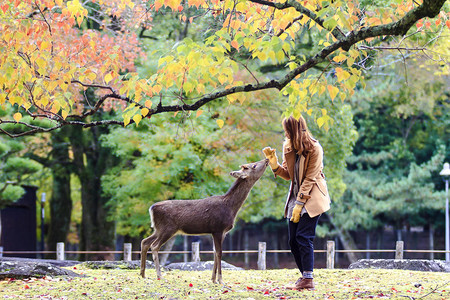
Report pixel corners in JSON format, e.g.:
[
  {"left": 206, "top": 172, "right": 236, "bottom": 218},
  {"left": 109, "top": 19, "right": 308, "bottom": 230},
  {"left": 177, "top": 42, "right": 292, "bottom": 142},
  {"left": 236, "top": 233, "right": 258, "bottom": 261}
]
[{"left": 0, "top": 0, "right": 448, "bottom": 136}]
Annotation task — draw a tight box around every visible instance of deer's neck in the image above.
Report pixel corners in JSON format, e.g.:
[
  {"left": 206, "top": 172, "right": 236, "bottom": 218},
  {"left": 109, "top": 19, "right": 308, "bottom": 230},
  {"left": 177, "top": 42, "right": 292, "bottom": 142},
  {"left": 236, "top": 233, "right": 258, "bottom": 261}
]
[{"left": 224, "top": 178, "right": 255, "bottom": 213}]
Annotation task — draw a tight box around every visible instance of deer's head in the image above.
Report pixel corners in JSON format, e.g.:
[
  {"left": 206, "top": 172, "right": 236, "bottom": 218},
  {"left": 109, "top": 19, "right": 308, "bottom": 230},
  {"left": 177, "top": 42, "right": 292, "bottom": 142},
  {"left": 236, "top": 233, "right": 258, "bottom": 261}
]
[{"left": 229, "top": 159, "right": 269, "bottom": 181}]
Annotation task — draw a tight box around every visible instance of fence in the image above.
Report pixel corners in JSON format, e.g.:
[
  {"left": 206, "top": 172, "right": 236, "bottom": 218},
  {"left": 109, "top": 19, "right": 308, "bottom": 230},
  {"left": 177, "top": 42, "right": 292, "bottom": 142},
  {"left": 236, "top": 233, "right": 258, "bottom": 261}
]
[{"left": 1, "top": 241, "right": 449, "bottom": 270}]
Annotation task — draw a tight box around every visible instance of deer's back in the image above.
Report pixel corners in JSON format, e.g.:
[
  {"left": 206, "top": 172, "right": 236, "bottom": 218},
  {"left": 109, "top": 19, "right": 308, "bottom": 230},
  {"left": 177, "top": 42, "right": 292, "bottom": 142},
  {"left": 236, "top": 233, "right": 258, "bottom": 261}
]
[{"left": 151, "top": 197, "right": 235, "bottom": 235}]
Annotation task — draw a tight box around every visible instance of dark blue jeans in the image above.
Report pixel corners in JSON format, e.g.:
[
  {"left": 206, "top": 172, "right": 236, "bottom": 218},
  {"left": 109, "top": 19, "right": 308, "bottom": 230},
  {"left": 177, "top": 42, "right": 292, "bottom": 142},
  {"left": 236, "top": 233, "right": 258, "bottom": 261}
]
[{"left": 288, "top": 213, "right": 320, "bottom": 273}]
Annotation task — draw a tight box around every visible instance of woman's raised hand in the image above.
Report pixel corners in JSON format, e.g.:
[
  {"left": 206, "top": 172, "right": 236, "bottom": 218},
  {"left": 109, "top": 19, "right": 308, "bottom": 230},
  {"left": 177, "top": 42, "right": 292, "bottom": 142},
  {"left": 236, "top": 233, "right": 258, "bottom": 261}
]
[{"left": 262, "top": 147, "right": 279, "bottom": 170}]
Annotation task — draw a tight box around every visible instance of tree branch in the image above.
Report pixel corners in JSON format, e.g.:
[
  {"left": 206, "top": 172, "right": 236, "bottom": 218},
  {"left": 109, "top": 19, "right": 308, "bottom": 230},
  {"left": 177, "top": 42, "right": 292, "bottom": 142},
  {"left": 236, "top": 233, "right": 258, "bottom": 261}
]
[{"left": 248, "top": 0, "right": 346, "bottom": 40}]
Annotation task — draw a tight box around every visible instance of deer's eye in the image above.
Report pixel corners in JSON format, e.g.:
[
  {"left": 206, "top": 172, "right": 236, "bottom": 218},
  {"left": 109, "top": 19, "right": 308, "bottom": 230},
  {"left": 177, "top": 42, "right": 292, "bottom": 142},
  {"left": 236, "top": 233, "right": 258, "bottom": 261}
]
[{"left": 252, "top": 165, "right": 256, "bottom": 169}]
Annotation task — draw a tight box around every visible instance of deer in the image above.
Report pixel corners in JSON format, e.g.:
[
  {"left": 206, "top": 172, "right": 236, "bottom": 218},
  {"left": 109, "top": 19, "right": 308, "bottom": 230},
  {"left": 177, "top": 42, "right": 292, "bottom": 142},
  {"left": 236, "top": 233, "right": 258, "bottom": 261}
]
[{"left": 140, "top": 158, "right": 269, "bottom": 284}]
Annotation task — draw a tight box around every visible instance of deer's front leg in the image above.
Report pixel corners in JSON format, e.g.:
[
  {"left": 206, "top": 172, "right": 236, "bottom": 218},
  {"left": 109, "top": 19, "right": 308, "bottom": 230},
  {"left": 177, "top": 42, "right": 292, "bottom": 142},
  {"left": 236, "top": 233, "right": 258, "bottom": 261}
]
[{"left": 212, "top": 233, "right": 224, "bottom": 284}]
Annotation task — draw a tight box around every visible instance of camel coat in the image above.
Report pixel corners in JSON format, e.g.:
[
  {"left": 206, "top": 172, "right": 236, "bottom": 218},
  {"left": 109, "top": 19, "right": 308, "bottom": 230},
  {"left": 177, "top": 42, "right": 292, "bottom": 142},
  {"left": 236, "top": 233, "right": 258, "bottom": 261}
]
[{"left": 273, "top": 139, "right": 331, "bottom": 218}]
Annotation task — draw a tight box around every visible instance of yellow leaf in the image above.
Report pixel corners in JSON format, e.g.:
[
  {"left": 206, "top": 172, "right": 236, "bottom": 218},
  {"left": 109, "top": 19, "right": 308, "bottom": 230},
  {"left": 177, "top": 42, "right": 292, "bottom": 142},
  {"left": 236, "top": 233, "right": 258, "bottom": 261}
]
[
  {"left": 123, "top": 116, "right": 130, "bottom": 127},
  {"left": 333, "top": 53, "right": 347, "bottom": 63},
  {"left": 276, "top": 51, "right": 285, "bottom": 62},
  {"left": 196, "top": 110, "right": 203, "bottom": 118},
  {"left": 87, "top": 72, "right": 96, "bottom": 81},
  {"left": 153, "top": 85, "right": 162, "bottom": 94},
  {"left": 269, "top": 51, "right": 276, "bottom": 61},
  {"left": 347, "top": 57, "right": 355, "bottom": 67},
  {"left": 335, "top": 67, "right": 351, "bottom": 82},
  {"left": 104, "top": 73, "right": 113, "bottom": 84},
  {"left": 35, "top": 58, "right": 46, "bottom": 70},
  {"left": 216, "top": 119, "right": 224, "bottom": 128},
  {"left": 184, "top": 81, "right": 194, "bottom": 93},
  {"left": 40, "top": 41, "right": 50, "bottom": 51},
  {"left": 235, "top": 1, "right": 246, "bottom": 12},
  {"left": 327, "top": 85, "right": 339, "bottom": 101},
  {"left": 62, "top": 110, "right": 68, "bottom": 119},
  {"left": 319, "top": 84, "right": 326, "bottom": 96},
  {"left": 227, "top": 94, "right": 238, "bottom": 103},
  {"left": 349, "top": 49, "right": 359, "bottom": 58},
  {"left": 133, "top": 114, "right": 142, "bottom": 126},
  {"left": 256, "top": 51, "right": 267, "bottom": 61},
  {"left": 141, "top": 108, "right": 149, "bottom": 117},
  {"left": 13, "top": 112, "right": 22, "bottom": 122},
  {"left": 317, "top": 116, "right": 325, "bottom": 128},
  {"left": 218, "top": 75, "right": 227, "bottom": 85}
]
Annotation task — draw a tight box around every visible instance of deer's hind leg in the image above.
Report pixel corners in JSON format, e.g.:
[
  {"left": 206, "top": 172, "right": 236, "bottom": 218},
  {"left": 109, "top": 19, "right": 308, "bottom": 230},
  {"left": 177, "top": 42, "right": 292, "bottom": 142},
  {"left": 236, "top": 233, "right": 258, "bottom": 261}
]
[
  {"left": 150, "top": 231, "right": 177, "bottom": 280},
  {"left": 212, "top": 232, "right": 225, "bottom": 284},
  {"left": 140, "top": 235, "right": 157, "bottom": 278}
]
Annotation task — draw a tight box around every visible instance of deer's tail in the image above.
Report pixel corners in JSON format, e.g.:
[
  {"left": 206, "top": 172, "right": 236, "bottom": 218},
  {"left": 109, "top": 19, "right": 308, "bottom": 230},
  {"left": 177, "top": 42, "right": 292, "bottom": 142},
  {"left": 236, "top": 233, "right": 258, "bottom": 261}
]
[{"left": 149, "top": 205, "right": 155, "bottom": 228}]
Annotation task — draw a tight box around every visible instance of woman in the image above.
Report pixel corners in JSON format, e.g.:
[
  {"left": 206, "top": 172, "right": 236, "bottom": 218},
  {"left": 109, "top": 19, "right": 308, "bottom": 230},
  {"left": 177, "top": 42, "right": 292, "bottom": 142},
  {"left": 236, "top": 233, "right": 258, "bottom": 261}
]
[{"left": 263, "top": 115, "right": 330, "bottom": 290}]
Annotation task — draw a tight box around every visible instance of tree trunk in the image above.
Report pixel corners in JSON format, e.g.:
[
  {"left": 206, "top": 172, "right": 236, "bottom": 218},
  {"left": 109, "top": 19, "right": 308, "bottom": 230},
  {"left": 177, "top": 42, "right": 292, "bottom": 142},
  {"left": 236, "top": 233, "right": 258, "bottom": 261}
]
[
  {"left": 159, "top": 236, "right": 177, "bottom": 266},
  {"left": 46, "top": 128, "right": 73, "bottom": 255},
  {"left": 329, "top": 215, "right": 361, "bottom": 264},
  {"left": 71, "top": 125, "right": 115, "bottom": 261},
  {"left": 47, "top": 165, "right": 71, "bottom": 251}
]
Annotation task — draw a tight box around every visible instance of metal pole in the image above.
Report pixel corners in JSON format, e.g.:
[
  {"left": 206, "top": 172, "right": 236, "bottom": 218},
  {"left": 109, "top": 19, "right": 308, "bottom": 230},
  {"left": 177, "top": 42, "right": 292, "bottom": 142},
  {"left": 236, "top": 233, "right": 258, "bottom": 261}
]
[
  {"left": 40, "top": 193, "right": 46, "bottom": 258},
  {"left": 445, "top": 179, "right": 449, "bottom": 262}
]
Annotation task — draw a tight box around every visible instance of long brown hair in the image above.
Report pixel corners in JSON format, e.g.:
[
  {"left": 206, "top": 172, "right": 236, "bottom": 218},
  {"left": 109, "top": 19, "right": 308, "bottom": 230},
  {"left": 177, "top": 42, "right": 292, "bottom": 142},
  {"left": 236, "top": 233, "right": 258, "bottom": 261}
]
[{"left": 282, "top": 115, "right": 317, "bottom": 155}]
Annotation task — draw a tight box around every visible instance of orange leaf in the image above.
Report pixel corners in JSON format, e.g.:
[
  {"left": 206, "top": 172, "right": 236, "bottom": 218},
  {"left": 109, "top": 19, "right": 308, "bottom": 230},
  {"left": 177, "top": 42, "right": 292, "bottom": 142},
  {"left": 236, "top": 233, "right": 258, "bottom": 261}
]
[
  {"left": 13, "top": 112, "right": 22, "bottom": 122},
  {"left": 196, "top": 110, "right": 203, "bottom": 117},
  {"left": 231, "top": 40, "right": 239, "bottom": 50},
  {"left": 327, "top": 85, "right": 339, "bottom": 101},
  {"left": 446, "top": 20, "right": 450, "bottom": 29}
]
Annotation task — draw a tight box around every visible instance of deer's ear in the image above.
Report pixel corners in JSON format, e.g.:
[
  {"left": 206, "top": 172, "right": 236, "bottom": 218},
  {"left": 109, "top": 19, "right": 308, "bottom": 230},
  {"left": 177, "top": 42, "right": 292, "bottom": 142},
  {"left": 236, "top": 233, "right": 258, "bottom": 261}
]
[{"left": 230, "top": 170, "right": 248, "bottom": 179}]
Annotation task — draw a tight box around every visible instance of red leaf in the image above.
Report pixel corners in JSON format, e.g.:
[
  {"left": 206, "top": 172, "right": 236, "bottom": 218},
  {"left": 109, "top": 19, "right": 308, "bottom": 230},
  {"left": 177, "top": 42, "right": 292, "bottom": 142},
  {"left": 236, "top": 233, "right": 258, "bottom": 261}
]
[
  {"left": 264, "top": 290, "right": 269, "bottom": 294},
  {"left": 1, "top": 4, "right": 8, "bottom": 13},
  {"left": 246, "top": 286, "right": 254, "bottom": 290},
  {"left": 24, "top": 285, "right": 30, "bottom": 289},
  {"left": 222, "top": 290, "right": 228, "bottom": 294},
  {"left": 189, "top": 283, "right": 193, "bottom": 287}
]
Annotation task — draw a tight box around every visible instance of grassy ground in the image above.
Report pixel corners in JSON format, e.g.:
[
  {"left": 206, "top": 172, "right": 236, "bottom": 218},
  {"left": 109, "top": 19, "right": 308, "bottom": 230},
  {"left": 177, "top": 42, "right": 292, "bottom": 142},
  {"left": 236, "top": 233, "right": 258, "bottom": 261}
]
[{"left": 1, "top": 265, "right": 449, "bottom": 299}]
